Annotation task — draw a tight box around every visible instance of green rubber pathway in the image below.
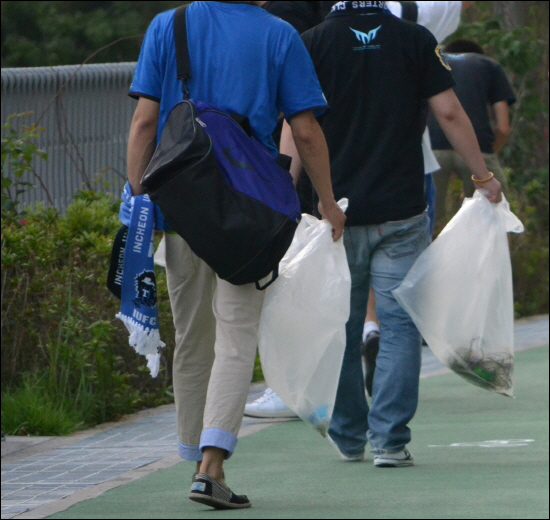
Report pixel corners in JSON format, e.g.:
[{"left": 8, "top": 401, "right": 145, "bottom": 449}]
[{"left": 50, "top": 346, "right": 549, "bottom": 519}]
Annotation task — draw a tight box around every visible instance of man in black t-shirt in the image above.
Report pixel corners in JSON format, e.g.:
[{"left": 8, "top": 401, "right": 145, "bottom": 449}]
[
  {"left": 281, "top": 0, "right": 502, "bottom": 467},
  {"left": 428, "top": 39, "right": 516, "bottom": 227}
]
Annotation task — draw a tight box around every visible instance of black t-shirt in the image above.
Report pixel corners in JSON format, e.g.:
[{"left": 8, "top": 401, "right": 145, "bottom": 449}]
[
  {"left": 302, "top": 3, "right": 455, "bottom": 226},
  {"left": 428, "top": 53, "right": 516, "bottom": 154},
  {"left": 263, "top": 1, "right": 323, "bottom": 35}
]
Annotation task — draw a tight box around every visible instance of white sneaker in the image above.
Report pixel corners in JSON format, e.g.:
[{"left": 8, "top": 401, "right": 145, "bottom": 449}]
[
  {"left": 327, "top": 435, "right": 365, "bottom": 462},
  {"left": 243, "top": 388, "right": 298, "bottom": 419},
  {"left": 373, "top": 448, "right": 414, "bottom": 467}
]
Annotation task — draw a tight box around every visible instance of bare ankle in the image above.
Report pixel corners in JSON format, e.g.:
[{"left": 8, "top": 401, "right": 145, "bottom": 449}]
[
  {"left": 199, "top": 462, "right": 223, "bottom": 481},
  {"left": 199, "top": 447, "right": 226, "bottom": 481}
]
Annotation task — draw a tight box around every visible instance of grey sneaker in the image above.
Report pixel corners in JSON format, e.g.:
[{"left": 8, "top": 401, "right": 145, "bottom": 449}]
[
  {"left": 374, "top": 448, "right": 414, "bottom": 467},
  {"left": 327, "top": 435, "right": 365, "bottom": 462}
]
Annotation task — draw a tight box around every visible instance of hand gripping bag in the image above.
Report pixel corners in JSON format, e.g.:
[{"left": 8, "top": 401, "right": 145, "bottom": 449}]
[
  {"left": 258, "top": 199, "right": 351, "bottom": 435},
  {"left": 393, "top": 192, "right": 524, "bottom": 397}
]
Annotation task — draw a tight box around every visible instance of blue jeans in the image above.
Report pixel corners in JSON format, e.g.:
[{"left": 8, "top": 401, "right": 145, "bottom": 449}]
[
  {"left": 328, "top": 211, "right": 431, "bottom": 455},
  {"left": 424, "top": 173, "right": 436, "bottom": 234}
]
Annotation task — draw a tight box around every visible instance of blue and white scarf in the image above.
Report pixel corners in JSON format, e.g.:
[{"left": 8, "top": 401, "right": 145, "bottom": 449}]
[{"left": 116, "top": 194, "right": 166, "bottom": 377}]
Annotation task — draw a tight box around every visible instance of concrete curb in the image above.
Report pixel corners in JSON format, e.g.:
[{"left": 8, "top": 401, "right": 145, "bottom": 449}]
[{"left": 12, "top": 421, "right": 277, "bottom": 520}]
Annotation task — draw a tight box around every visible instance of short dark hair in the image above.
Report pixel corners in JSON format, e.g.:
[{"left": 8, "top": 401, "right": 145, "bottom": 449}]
[{"left": 444, "top": 39, "right": 485, "bottom": 55}]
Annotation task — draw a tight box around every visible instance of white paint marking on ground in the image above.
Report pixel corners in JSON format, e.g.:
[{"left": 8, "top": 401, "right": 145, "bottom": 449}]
[{"left": 429, "top": 439, "right": 536, "bottom": 448}]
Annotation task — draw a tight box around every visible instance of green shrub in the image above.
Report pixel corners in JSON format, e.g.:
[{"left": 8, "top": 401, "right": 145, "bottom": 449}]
[
  {"left": 1, "top": 113, "right": 48, "bottom": 220},
  {"left": 507, "top": 169, "right": 549, "bottom": 317},
  {"left": 1, "top": 192, "right": 176, "bottom": 434},
  {"left": 445, "top": 16, "right": 549, "bottom": 318},
  {"left": 1, "top": 375, "right": 83, "bottom": 436}
]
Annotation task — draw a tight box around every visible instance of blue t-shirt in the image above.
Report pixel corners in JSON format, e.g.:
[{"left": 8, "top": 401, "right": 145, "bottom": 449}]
[{"left": 129, "top": 1, "right": 328, "bottom": 155}]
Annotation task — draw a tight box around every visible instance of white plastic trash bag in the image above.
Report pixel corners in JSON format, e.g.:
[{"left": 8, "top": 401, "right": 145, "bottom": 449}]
[
  {"left": 393, "top": 192, "right": 524, "bottom": 397},
  {"left": 258, "top": 199, "right": 351, "bottom": 435}
]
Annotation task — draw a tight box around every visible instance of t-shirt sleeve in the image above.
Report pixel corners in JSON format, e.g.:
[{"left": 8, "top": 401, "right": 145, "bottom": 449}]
[
  {"left": 277, "top": 30, "right": 328, "bottom": 121},
  {"left": 488, "top": 62, "right": 517, "bottom": 106},
  {"left": 416, "top": 1, "right": 462, "bottom": 43},
  {"left": 128, "top": 14, "right": 164, "bottom": 102},
  {"left": 418, "top": 28, "right": 456, "bottom": 99}
]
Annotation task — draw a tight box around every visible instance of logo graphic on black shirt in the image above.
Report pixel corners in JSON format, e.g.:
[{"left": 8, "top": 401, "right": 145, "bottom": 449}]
[
  {"left": 133, "top": 270, "right": 157, "bottom": 308},
  {"left": 350, "top": 26, "right": 381, "bottom": 45},
  {"left": 350, "top": 25, "right": 382, "bottom": 51}
]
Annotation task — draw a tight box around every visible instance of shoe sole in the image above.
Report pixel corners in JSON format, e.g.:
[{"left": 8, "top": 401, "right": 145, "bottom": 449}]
[
  {"left": 327, "top": 435, "right": 365, "bottom": 462},
  {"left": 374, "top": 459, "right": 414, "bottom": 468},
  {"left": 189, "top": 493, "right": 251, "bottom": 510},
  {"left": 243, "top": 410, "right": 299, "bottom": 419}
]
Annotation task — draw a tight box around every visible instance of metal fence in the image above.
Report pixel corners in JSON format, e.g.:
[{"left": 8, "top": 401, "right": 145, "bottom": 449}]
[{"left": 1, "top": 63, "right": 138, "bottom": 212}]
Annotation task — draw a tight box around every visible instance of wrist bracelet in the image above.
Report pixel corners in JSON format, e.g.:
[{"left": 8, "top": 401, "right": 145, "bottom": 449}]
[{"left": 472, "top": 171, "right": 495, "bottom": 183}]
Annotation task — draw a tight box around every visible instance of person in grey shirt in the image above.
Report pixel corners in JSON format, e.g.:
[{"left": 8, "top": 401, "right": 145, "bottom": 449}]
[{"left": 428, "top": 39, "right": 516, "bottom": 228}]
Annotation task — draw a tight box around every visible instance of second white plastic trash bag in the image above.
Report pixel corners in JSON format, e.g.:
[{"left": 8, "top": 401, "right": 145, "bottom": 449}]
[
  {"left": 393, "top": 192, "right": 524, "bottom": 397},
  {"left": 258, "top": 199, "right": 351, "bottom": 436}
]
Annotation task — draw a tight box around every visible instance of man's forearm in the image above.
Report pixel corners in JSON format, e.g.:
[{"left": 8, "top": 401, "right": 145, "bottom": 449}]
[
  {"left": 127, "top": 117, "right": 157, "bottom": 195},
  {"left": 492, "top": 101, "right": 511, "bottom": 155},
  {"left": 493, "top": 129, "right": 508, "bottom": 155},
  {"left": 285, "top": 112, "right": 346, "bottom": 240},
  {"left": 286, "top": 115, "right": 335, "bottom": 206}
]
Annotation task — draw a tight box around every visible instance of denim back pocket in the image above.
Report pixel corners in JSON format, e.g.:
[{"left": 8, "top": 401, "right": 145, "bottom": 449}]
[{"left": 379, "top": 213, "right": 429, "bottom": 260}]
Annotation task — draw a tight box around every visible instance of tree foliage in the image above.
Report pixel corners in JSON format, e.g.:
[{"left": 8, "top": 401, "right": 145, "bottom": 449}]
[
  {"left": 1, "top": 1, "right": 186, "bottom": 68},
  {"left": 447, "top": 2, "right": 549, "bottom": 317}
]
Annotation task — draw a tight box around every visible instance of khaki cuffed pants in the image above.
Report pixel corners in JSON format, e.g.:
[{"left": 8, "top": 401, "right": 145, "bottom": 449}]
[{"left": 164, "top": 232, "right": 264, "bottom": 460}]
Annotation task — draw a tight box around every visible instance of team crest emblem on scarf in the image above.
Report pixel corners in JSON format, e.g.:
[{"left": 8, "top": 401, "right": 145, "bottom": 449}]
[{"left": 133, "top": 270, "right": 158, "bottom": 308}]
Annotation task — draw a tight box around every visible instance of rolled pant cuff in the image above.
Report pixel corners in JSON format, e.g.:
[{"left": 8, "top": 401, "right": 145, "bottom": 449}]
[
  {"left": 200, "top": 428, "right": 238, "bottom": 459},
  {"left": 178, "top": 440, "right": 203, "bottom": 461}
]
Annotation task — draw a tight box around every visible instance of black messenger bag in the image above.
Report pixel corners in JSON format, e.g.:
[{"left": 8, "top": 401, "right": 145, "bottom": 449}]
[{"left": 140, "top": 6, "right": 301, "bottom": 288}]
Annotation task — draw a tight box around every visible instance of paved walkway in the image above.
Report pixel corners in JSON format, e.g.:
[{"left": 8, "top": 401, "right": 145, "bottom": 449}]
[{"left": 1, "top": 316, "right": 548, "bottom": 519}]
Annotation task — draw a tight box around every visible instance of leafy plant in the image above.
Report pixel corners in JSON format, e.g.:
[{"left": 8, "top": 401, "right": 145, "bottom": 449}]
[
  {"left": 1, "top": 113, "right": 48, "bottom": 219},
  {"left": 1, "top": 375, "right": 83, "bottom": 436},
  {"left": 1, "top": 193, "right": 175, "bottom": 435},
  {"left": 1, "top": 1, "right": 187, "bottom": 68},
  {"left": 450, "top": 17, "right": 548, "bottom": 188},
  {"left": 446, "top": 15, "right": 549, "bottom": 317}
]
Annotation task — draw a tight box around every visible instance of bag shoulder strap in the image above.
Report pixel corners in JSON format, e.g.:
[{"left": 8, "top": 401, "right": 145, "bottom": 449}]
[
  {"left": 399, "top": 1, "right": 419, "bottom": 23},
  {"left": 174, "top": 5, "right": 191, "bottom": 98}
]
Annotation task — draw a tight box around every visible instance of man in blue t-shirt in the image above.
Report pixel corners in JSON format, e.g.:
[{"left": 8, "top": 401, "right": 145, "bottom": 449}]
[{"left": 125, "top": 0, "right": 345, "bottom": 510}]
